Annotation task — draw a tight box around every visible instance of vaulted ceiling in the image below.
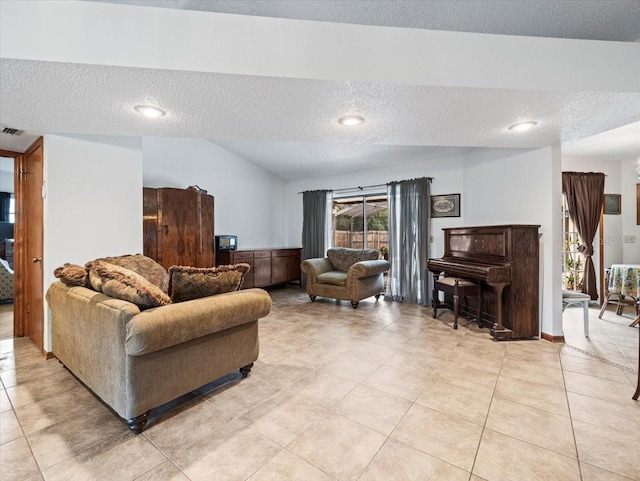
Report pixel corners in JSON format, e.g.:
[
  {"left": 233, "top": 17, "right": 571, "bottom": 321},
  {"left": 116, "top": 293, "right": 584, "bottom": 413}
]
[{"left": 1, "top": 0, "right": 639, "bottom": 180}]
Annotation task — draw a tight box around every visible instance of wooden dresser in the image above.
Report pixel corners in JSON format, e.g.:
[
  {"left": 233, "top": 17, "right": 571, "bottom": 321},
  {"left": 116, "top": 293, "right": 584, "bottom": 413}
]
[{"left": 217, "top": 248, "right": 302, "bottom": 289}]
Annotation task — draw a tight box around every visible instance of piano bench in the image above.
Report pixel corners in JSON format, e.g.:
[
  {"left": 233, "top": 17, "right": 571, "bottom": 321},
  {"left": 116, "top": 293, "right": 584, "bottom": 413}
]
[{"left": 432, "top": 277, "right": 483, "bottom": 329}]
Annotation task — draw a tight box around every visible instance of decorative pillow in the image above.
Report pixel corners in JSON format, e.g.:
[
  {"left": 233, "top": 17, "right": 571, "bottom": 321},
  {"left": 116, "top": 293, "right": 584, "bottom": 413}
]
[
  {"left": 86, "top": 254, "right": 169, "bottom": 293},
  {"left": 53, "top": 263, "right": 90, "bottom": 288},
  {"left": 327, "top": 248, "right": 380, "bottom": 272},
  {"left": 168, "top": 263, "right": 250, "bottom": 303},
  {"left": 88, "top": 261, "right": 171, "bottom": 309}
]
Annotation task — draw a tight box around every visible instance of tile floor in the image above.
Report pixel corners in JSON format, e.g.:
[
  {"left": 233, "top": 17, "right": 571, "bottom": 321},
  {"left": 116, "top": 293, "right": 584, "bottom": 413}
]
[
  {"left": 1, "top": 287, "right": 639, "bottom": 481},
  {"left": 0, "top": 303, "right": 13, "bottom": 340}
]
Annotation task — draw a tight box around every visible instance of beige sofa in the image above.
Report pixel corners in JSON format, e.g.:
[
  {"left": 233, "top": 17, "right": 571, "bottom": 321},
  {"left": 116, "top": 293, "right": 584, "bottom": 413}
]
[
  {"left": 301, "top": 247, "right": 390, "bottom": 308},
  {"left": 46, "top": 282, "right": 271, "bottom": 433}
]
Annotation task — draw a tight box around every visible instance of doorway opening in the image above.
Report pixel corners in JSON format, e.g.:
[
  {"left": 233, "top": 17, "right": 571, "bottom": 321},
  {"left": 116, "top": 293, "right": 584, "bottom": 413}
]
[{"left": 0, "top": 153, "right": 17, "bottom": 339}]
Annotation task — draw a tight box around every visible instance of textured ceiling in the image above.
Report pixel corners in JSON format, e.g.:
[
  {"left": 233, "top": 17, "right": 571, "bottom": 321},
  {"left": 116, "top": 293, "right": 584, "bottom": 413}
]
[
  {"left": 562, "top": 121, "right": 640, "bottom": 161},
  {"left": 2, "top": 1, "right": 640, "bottom": 179},
  {"left": 88, "top": 0, "right": 640, "bottom": 42},
  {"left": 2, "top": 59, "right": 639, "bottom": 179}
]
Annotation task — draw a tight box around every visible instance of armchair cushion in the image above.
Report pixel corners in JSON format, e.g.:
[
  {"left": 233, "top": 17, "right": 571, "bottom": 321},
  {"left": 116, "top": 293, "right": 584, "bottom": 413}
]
[
  {"left": 0, "top": 258, "right": 13, "bottom": 302},
  {"left": 327, "top": 248, "right": 380, "bottom": 272},
  {"left": 317, "top": 271, "right": 347, "bottom": 286}
]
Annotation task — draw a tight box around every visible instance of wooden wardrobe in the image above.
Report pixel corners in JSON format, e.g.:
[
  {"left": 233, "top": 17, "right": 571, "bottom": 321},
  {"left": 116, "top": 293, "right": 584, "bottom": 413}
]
[{"left": 143, "top": 187, "right": 215, "bottom": 269}]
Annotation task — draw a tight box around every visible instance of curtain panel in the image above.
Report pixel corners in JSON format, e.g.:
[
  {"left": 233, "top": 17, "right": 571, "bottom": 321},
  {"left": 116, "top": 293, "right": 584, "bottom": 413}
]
[
  {"left": 561, "top": 171, "right": 605, "bottom": 300},
  {"left": 386, "top": 177, "right": 431, "bottom": 306},
  {"left": 301, "top": 189, "right": 332, "bottom": 281},
  {"left": 0, "top": 192, "right": 10, "bottom": 223}
]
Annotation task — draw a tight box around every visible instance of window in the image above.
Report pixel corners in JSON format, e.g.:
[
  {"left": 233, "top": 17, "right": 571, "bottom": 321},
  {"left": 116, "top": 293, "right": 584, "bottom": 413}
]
[
  {"left": 333, "top": 194, "right": 388, "bottom": 256},
  {"left": 9, "top": 195, "right": 14, "bottom": 223},
  {"left": 562, "top": 196, "right": 585, "bottom": 291}
]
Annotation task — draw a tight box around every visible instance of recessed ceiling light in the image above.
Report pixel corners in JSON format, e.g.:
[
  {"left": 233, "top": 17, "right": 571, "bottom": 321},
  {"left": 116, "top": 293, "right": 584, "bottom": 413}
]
[
  {"left": 134, "top": 104, "right": 166, "bottom": 118},
  {"left": 338, "top": 115, "right": 365, "bottom": 126},
  {"left": 508, "top": 121, "right": 537, "bottom": 132}
]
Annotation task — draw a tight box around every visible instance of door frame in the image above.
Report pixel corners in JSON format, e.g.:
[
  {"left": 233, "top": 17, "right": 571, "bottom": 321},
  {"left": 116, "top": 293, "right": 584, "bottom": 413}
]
[{"left": 0, "top": 148, "right": 24, "bottom": 337}]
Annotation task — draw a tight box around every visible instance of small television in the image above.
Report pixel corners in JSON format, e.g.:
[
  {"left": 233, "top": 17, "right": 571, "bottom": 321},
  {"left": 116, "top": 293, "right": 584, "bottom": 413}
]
[{"left": 215, "top": 235, "right": 237, "bottom": 251}]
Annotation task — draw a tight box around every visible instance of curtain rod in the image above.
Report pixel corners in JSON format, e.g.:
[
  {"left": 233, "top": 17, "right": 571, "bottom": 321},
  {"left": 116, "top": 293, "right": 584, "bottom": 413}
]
[{"left": 299, "top": 177, "right": 433, "bottom": 195}]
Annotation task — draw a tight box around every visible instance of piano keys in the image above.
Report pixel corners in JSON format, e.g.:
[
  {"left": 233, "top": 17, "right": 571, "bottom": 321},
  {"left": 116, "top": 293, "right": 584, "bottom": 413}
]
[{"left": 427, "top": 224, "right": 540, "bottom": 340}]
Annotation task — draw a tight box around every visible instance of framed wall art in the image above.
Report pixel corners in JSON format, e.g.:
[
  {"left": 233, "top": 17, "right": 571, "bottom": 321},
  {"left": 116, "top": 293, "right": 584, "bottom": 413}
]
[
  {"left": 604, "top": 194, "right": 621, "bottom": 215},
  {"left": 431, "top": 193, "right": 460, "bottom": 218}
]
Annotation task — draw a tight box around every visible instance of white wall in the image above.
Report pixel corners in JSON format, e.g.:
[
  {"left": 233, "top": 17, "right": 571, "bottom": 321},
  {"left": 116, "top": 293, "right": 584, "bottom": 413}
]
[
  {"left": 0, "top": 157, "right": 14, "bottom": 193},
  {"left": 44, "top": 134, "right": 143, "bottom": 350},
  {"left": 142, "top": 138, "right": 286, "bottom": 250},
  {"left": 462, "top": 146, "right": 562, "bottom": 337},
  {"left": 283, "top": 153, "right": 466, "bottom": 259},
  {"left": 621, "top": 158, "right": 640, "bottom": 263},
  {"left": 561, "top": 156, "right": 624, "bottom": 291}
]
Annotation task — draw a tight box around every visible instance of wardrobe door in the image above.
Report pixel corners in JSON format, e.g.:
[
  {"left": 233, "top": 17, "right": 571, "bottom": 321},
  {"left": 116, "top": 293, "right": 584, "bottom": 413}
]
[
  {"left": 158, "top": 188, "right": 199, "bottom": 269},
  {"left": 197, "top": 193, "right": 215, "bottom": 267}
]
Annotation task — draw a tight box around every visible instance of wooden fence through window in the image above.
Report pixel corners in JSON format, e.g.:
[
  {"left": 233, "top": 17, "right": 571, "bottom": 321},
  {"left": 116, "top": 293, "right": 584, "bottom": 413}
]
[{"left": 334, "top": 230, "right": 388, "bottom": 250}]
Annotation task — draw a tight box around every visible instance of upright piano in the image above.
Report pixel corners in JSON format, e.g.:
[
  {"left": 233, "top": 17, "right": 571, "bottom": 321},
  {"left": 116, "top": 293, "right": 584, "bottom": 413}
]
[{"left": 427, "top": 224, "right": 540, "bottom": 340}]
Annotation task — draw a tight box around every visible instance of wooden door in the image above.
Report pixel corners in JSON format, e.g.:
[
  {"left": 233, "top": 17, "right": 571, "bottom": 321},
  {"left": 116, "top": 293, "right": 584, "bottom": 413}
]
[
  {"left": 158, "top": 188, "right": 198, "bottom": 269},
  {"left": 21, "top": 139, "right": 44, "bottom": 350}
]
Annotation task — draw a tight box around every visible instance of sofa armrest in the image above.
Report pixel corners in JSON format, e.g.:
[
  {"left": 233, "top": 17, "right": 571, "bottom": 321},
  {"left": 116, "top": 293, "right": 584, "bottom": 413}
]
[
  {"left": 301, "top": 258, "right": 333, "bottom": 281},
  {"left": 125, "top": 288, "right": 272, "bottom": 356},
  {"left": 349, "top": 259, "right": 390, "bottom": 279}
]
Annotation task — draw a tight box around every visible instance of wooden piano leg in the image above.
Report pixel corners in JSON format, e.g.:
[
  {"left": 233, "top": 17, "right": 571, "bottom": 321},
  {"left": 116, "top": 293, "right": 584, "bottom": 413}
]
[
  {"left": 489, "top": 282, "right": 512, "bottom": 341},
  {"left": 477, "top": 283, "right": 483, "bottom": 326},
  {"left": 432, "top": 270, "right": 441, "bottom": 318},
  {"left": 453, "top": 281, "right": 460, "bottom": 330}
]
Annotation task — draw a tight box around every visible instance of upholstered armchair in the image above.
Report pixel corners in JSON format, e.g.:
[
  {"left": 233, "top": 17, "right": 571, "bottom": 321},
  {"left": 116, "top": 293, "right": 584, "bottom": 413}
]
[
  {"left": 0, "top": 258, "right": 13, "bottom": 302},
  {"left": 301, "top": 247, "right": 390, "bottom": 308}
]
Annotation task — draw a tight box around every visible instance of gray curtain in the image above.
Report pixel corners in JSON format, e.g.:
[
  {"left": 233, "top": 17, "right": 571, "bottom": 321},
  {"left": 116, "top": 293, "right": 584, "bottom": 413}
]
[
  {"left": 0, "top": 193, "right": 10, "bottom": 222},
  {"left": 385, "top": 177, "right": 431, "bottom": 305},
  {"left": 301, "top": 190, "right": 332, "bottom": 285}
]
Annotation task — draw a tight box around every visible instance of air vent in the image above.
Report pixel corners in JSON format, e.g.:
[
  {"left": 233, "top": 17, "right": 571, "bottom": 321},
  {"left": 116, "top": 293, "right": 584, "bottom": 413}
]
[{"left": 1, "top": 126, "right": 23, "bottom": 136}]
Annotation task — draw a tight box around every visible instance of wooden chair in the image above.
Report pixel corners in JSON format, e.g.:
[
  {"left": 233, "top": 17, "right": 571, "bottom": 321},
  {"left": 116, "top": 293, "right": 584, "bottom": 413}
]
[
  {"left": 432, "top": 277, "right": 482, "bottom": 329},
  {"left": 599, "top": 267, "right": 635, "bottom": 319}
]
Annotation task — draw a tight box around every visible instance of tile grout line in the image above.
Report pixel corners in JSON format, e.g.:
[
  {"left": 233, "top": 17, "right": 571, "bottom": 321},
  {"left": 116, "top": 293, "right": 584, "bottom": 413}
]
[
  {"left": 140, "top": 430, "right": 194, "bottom": 481},
  {"left": 559, "top": 349, "right": 584, "bottom": 481},
  {"left": 466, "top": 337, "right": 508, "bottom": 479}
]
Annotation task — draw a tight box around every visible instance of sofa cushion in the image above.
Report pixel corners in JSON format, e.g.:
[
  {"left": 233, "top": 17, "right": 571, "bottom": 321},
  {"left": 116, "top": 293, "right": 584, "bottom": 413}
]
[
  {"left": 327, "top": 248, "right": 380, "bottom": 272},
  {"left": 53, "top": 263, "right": 90, "bottom": 287},
  {"left": 168, "top": 263, "right": 251, "bottom": 303},
  {"left": 87, "top": 261, "right": 171, "bottom": 309},
  {"left": 87, "top": 254, "right": 169, "bottom": 293},
  {"left": 317, "top": 271, "right": 347, "bottom": 286}
]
